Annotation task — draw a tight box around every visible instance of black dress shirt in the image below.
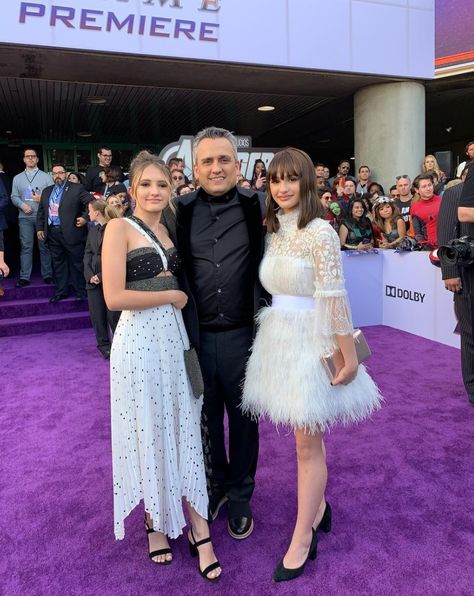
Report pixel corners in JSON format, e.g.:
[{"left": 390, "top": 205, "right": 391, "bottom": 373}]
[{"left": 190, "top": 187, "right": 254, "bottom": 330}]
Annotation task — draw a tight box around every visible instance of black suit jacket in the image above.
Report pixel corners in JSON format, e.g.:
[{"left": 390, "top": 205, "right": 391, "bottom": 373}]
[
  {"left": 83, "top": 224, "right": 106, "bottom": 289},
  {"left": 37, "top": 183, "right": 92, "bottom": 245},
  {"left": 165, "top": 187, "right": 267, "bottom": 349}
]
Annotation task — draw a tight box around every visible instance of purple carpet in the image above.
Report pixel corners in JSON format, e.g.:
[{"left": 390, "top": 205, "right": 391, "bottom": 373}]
[
  {"left": 0, "top": 276, "right": 90, "bottom": 337},
  {"left": 1, "top": 326, "right": 472, "bottom": 595}
]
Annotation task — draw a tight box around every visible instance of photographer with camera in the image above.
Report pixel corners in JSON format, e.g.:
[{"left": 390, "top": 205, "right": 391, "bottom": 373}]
[{"left": 438, "top": 163, "right": 474, "bottom": 404}]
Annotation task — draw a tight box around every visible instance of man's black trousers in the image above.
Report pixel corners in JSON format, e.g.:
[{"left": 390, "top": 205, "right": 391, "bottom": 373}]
[
  {"left": 199, "top": 325, "right": 259, "bottom": 518},
  {"left": 87, "top": 285, "right": 121, "bottom": 348},
  {"left": 455, "top": 270, "right": 474, "bottom": 393},
  {"left": 47, "top": 226, "right": 86, "bottom": 297}
]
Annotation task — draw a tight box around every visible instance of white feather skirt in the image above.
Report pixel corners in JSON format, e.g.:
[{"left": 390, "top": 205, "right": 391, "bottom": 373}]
[{"left": 241, "top": 305, "right": 382, "bottom": 433}]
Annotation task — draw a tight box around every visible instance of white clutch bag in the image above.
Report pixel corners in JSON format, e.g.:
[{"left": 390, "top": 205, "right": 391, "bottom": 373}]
[{"left": 320, "top": 329, "right": 371, "bottom": 381}]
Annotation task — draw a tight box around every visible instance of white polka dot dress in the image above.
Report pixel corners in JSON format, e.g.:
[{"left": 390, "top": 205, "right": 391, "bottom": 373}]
[{"left": 110, "top": 219, "right": 208, "bottom": 540}]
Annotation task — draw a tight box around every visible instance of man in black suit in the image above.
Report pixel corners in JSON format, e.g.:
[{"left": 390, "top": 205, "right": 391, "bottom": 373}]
[
  {"left": 165, "top": 127, "right": 265, "bottom": 539},
  {"left": 440, "top": 165, "right": 474, "bottom": 404},
  {"left": 37, "top": 164, "right": 92, "bottom": 302}
]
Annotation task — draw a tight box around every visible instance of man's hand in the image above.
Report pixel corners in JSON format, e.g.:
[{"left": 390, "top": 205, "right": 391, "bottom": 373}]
[
  {"left": 0, "top": 260, "right": 9, "bottom": 278},
  {"left": 21, "top": 203, "right": 33, "bottom": 215},
  {"left": 37, "top": 231, "right": 45, "bottom": 241},
  {"left": 31, "top": 192, "right": 41, "bottom": 203},
  {"left": 90, "top": 275, "right": 100, "bottom": 285},
  {"left": 76, "top": 217, "right": 87, "bottom": 227},
  {"left": 444, "top": 277, "right": 462, "bottom": 293}
]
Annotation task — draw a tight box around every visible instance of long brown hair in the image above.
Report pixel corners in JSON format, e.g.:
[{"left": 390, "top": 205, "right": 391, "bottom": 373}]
[
  {"left": 373, "top": 199, "right": 401, "bottom": 231},
  {"left": 265, "top": 148, "right": 324, "bottom": 233}
]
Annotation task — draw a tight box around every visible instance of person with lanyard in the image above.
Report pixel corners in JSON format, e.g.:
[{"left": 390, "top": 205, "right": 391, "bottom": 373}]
[
  {"left": 10, "top": 148, "right": 53, "bottom": 287},
  {"left": 36, "top": 163, "right": 92, "bottom": 302}
]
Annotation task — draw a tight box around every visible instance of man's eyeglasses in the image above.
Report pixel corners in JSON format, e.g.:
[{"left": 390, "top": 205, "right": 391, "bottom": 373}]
[
  {"left": 24, "top": 154, "right": 37, "bottom": 159},
  {"left": 53, "top": 171, "right": 67, "bottom": 175}
]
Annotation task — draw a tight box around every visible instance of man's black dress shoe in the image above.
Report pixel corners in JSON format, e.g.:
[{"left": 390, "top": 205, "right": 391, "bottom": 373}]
[
  {"left": 468, "top": 393, "right": 474, "bottom": 405},
  {"left": 15, "top": 279, "right": 30, "bottom": 288},
  {"left": 228, "top": 515, "right": 254, "bottom": 540},
  {"left": 75, "top": 293, "right": 87, "bottom": 301},
  {"left": 43, "top": 277, "right": 53, "bottom": 284},
  {"left": 50, "top": 294, "right": 67, "bottom": 303},
  {"left": 98, "top": 346, "right": 111, "bottom": 360},
  {"left": 272, "top": 529, "right": 318, "bottom": 583}
]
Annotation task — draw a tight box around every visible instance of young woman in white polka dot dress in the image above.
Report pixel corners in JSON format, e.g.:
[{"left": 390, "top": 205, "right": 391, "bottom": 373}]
[{"left": 102, "top": 152, "right": 221, "bottom": 582}]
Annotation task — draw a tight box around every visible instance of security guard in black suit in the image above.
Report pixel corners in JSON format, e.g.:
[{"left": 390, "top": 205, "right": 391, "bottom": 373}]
[
  {"left": 37, "top": 164, "right": 92, "bottom": 302},
  {"left": 440, "top": 163, "right": 474, "bottom": 404}
]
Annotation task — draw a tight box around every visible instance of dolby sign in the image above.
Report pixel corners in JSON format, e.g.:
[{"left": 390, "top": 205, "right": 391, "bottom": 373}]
[{"left": 385, "top": 285, "right": 426, "bottom": 303}]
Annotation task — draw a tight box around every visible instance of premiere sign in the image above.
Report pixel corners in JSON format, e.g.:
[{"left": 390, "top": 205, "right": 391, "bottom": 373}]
[
  {"left": 0, "top": 0, "right": 434, "bottom": 79},
  {"left": 18, "top": 1, "right": 220, "bottom": 42}
]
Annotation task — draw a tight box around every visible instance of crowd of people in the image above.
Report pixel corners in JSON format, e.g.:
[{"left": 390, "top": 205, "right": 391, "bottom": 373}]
[
  {"left": 0, "top": 132, "right": 472, "bottom": 584},
  {"left": 313, "top": 150, "right": 474, "bottom": 253}
]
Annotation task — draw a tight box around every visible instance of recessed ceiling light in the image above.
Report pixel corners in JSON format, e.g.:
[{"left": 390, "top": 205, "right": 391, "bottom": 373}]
[
  {"left": 77, "top": 131, "right": 92, "bottom": 137},
  {"left": 5, "top": 130, "right": 12, "bottom": 134},
  {"left": 85, "top": 96, "right": 108, "bottom": 105},
  {"left": 257, "top": 105, "right": 275, "bottom": 112}
]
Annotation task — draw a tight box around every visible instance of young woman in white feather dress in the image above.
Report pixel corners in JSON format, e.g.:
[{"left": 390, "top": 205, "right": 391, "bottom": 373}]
[{"left": 241, "top": 148, "right": 382, "bottom": 583}]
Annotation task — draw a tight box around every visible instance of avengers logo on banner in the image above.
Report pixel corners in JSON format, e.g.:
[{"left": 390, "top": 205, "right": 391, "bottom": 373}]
[{"left": 159, "top": 135, "right": 276, "bottom": 181}]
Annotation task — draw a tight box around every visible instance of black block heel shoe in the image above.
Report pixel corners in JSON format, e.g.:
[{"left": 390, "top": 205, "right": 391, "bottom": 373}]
[
  {"left": 315, "top": 501, "right": 332, "bottom": 533},
  {"left": 188, "top": 528, "right": 221, "bottom": 582},
  {"left": 272, "top": 529, "right": 318, "bottom": 583},
  {"left": 144, "top": 518, "right": 172, "bottom": 565}
]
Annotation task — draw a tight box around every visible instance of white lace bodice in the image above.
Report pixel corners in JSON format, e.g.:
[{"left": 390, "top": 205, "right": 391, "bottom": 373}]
[{"left": 260, "top": 211, "right": 353, "bottom": 336}]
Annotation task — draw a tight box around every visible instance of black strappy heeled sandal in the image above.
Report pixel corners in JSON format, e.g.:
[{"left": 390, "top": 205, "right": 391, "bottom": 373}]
[
  {"left": 144, "top": 517, "right": 172, "bottom": 565},
  {"left": 188, "top": 528, "right": 221, "bottom": 582}
]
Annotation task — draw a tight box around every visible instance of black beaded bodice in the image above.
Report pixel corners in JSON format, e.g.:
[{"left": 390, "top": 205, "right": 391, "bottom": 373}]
[{"left": 126, "top": 246, "right": 180, "bottom": 282}]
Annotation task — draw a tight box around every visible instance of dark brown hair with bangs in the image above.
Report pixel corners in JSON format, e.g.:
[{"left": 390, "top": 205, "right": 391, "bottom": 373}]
[{"left": 265, "top": 148, "right": 324, "bottom": 233}]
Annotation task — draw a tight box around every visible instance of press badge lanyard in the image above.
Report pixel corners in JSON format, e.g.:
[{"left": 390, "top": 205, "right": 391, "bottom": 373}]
[{"left": 24, "top": 169, "right": 39, "bottom": 185}]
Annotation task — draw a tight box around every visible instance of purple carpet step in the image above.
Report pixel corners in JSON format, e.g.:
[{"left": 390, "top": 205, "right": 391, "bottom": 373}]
[
  {"left": 0, "top": 296, "right": 88, "bottom": 320},
  {"left": 1, "top": 281, "right": 56, "bottom": 301},
  {"left": 0, "top": 311, "right": 92, "bottom": 337}
]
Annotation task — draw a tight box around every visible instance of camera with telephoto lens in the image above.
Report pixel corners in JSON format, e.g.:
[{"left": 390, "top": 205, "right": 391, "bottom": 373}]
[{"left": 437, "top": 236, "right": 474, "bottom": 267}]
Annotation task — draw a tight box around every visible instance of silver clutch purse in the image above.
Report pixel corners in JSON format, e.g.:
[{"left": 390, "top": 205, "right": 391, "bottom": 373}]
[{"left": 320, "top": 329, "right": 371, "bottom": 381}]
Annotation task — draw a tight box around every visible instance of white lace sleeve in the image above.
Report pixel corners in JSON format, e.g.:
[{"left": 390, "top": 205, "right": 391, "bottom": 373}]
[{"left": 311, "top": 222, "right": 353, "bottom": 337}]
